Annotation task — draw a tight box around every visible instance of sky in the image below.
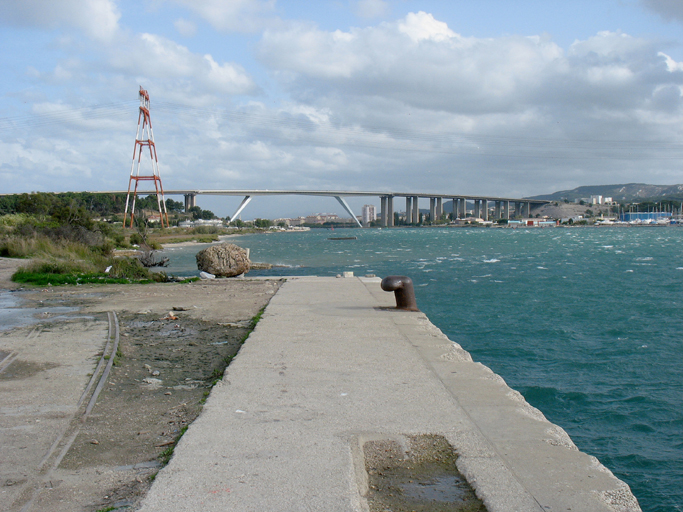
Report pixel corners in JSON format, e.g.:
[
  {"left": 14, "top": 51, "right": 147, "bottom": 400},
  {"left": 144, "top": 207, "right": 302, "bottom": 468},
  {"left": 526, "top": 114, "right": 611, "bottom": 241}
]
[{"left": 3, "top": 0, "right": 683, "bottom": 219}]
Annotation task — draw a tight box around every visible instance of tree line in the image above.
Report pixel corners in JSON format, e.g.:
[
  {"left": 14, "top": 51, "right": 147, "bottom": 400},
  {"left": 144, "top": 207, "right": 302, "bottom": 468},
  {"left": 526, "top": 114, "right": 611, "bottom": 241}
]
[{"left": 0, "top": 192, "right": 219, "bottom": 219}]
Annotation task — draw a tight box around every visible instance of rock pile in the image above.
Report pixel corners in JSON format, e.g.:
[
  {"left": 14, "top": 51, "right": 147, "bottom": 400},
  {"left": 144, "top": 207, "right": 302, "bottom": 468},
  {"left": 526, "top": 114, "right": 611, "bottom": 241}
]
[{"left": 195, "top": 243, "right": 251, "bottom": 277}]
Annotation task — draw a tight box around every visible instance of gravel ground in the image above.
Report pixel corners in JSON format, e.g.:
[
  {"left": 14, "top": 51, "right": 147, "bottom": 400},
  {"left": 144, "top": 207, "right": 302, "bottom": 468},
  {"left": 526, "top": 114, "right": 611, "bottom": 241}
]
[{"left": 0, "top": 260, "right": 281, "bottom": 512}]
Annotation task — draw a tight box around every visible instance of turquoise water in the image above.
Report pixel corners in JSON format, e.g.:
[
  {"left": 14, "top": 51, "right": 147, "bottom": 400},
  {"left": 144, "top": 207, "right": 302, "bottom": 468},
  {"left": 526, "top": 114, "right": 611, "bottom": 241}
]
[{"left": 162, "top": 227, "right": 683, "bottom": 512}]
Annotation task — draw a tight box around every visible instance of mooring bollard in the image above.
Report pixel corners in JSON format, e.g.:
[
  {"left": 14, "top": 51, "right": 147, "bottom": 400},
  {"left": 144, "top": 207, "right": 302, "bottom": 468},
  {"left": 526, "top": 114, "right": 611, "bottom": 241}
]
[{"left": 381, "top": 275, "right": 419, "bottom": 311}]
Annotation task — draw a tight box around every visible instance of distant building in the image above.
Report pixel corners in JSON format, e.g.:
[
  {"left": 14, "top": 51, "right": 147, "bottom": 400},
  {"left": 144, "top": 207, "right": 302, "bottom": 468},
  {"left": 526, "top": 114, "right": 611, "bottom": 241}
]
[
  {"left": 591, "top": 195, "right": 603, "bottom": 205},
  {"left": 305, "top": 213, "right": 340, "bottom": 224},
  {"left": 178, "top": 219, "right": 224, "bottom": 228},
  {"left": 362, "top": 204, "right": 376, "bottom": 225},
  {"left": 284, "top": 217, "right": 306, "bottom": 226}
]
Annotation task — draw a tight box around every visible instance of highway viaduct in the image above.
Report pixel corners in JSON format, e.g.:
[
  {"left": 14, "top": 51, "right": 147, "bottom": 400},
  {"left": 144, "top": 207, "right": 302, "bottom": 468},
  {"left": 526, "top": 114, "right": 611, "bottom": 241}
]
[
  {"left": 0, "top": 189, "right": 549, "bottom": 227},
  {"left": 109, "top": 189, "right": 549, "bottom": 228}
]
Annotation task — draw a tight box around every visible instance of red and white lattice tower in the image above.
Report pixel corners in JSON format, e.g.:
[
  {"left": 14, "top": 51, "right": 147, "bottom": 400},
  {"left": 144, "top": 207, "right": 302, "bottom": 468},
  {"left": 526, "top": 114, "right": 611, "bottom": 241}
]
[{"left": 124, "top": 87, "right": 169, "bottom": 228}]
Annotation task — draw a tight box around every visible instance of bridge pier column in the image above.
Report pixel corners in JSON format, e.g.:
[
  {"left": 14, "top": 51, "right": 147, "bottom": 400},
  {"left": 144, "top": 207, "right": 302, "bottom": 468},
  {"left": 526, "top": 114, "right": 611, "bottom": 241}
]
[
  {"left": 436, "top": 198, "right": 442, "bottom": 220},
  {"left": 459, "top": 198, "right": 466, "bottom": 218},
  {"left": 523, "top": 202, "right": 531, "bottom": 218},
  {"left": 482, "top": 199, "right": 488, "bottom": 221},
  {"left": 381, "top": 196, "right": 388, "bottom": 227},
  {"left": 474, "top": 200, "right": 480, "bottom": 219},
  {"left": 387, "top": 196, "right": 394, "bottom": 227},
  {"left": 405, "top": 197, "right": 412, "bottom": 225},
  {"left": 429, "top": 198, "right": 436, "bottom": 223},
  {"left": 412, "top": 196, "right": 419, "bottom": 224},
  {"left": 184, "top": 193, "right": 196, "bottom": 212},
  {"left": 495, "top": 201, "right": 501, "bottom": 219},
  {"left": 503, "top": 201, "right": 510, "bottom": 220}
]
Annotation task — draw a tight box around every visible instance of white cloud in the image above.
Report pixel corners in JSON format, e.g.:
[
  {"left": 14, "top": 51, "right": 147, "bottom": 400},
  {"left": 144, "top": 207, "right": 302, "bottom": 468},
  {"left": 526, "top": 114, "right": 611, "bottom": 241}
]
[
  {"left": 659, "top": 52, "right": 683, "bottom": 72},
  {"left": 0, "top": 0, "right": 120, "bottom": 41},
  {"left": 397, "top": 11, "right": 457, "bottom": 42},
  {"left": 257, "top": 16, "right": 676, "bottom": 121},
  {"left": 354, "top": 0, "right": 389, "bottom": 19},
  {"left": 108, "top": 33, "right": 257, "bottom": 96},
  {"left": 170, "top": 0, "right": 278, "bottom": 33}
]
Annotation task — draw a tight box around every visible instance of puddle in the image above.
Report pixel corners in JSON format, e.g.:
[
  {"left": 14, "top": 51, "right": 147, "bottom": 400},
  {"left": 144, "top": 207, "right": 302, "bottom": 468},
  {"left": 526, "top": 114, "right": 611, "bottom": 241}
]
[
  {"left": 0, "top": 291, "right": 78, "bottom": 332},
  {"left": 363, "top": 434, "right": 486, "bottom": 512},
  {"left": 401, "top": 475, "right": 476, "bottom": 502}
]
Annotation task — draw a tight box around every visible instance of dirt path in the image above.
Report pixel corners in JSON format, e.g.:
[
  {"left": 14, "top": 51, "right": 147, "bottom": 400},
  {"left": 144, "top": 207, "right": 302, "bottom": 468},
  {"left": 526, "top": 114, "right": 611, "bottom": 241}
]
[
  {"left": 0, "top": 257, "right": 25, "bottom": 289},
  {"left": 0, "top": 275, "right": 282, "bottom": 512}
]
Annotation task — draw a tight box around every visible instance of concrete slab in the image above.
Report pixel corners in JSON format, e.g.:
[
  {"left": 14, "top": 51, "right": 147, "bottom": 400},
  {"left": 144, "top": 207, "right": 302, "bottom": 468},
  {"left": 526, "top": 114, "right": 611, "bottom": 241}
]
[{"left": 137, "top": 276, "right": 641, "bottom": 512}]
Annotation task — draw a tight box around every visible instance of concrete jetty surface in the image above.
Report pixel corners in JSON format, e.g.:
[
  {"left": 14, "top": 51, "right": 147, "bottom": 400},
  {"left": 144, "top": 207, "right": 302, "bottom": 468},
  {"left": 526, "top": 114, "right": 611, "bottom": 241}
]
[{"left": 137, "top": 276, "right": 641, "bottom": 512}]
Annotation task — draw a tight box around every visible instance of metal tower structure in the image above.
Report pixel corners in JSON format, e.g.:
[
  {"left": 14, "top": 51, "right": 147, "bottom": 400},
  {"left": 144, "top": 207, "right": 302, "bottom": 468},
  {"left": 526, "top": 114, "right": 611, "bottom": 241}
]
[{"left": 124, "top": 87, "right": 169, "bottom": 228}]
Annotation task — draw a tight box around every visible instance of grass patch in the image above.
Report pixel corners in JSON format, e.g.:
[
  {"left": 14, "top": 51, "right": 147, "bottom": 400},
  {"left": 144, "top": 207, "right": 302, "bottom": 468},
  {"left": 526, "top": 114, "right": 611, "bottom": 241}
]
[
  {"left": 195, "top": 235, "right": 219, "bottom": 243},
  {"left": 112, "top": 347, "right": 123, "bottom": 367},
  {"left": 158, "top": 425, "right": 189, "bottom": 464},
  {"left": 248, "top": 306, "right": 266, "bottom": 331},
  {"left": 10, "top": 255, "right": 171, "bottom": 286},
  {"left": 11, "top": 270, "right": 151, "bottom": 286}
]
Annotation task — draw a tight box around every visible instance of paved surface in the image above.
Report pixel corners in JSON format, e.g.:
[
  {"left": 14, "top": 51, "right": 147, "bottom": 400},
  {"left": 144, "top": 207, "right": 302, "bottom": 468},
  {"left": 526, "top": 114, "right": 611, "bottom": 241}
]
[
  {"left": 138, "top": 276, "right": 641, "bottom": 512},
  {"left": 0, "top": 316, "right": 107, "bottom": 511}
]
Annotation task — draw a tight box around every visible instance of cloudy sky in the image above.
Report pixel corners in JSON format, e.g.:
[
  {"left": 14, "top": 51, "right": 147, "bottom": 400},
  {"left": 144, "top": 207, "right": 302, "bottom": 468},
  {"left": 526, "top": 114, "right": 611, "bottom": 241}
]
[{"left": 2, "top": 0, "right": 683, "bottom": 218}]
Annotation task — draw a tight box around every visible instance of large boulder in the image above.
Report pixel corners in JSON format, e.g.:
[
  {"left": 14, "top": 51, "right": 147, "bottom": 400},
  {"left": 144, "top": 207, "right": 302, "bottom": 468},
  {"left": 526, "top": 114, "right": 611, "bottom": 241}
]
[{"left": 195, "top": 243, "right": 250, "bottom": 277}]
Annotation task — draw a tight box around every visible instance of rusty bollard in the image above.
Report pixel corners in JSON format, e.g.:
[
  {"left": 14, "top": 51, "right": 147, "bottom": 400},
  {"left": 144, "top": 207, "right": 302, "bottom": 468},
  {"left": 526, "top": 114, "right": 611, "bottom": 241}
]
[{"left": 381, "top": 275, "right": 419, "bottom": 311}]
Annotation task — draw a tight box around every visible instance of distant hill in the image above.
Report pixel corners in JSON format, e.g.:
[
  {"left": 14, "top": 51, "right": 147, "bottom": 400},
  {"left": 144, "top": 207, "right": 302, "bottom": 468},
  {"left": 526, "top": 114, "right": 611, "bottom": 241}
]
[{"left": 528, "top": 183, "right": 683, "bottom": 202}]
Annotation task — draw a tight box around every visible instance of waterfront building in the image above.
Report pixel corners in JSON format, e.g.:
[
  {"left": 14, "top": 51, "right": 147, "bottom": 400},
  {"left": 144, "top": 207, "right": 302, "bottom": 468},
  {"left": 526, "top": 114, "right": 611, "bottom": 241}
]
[
  {"left": 305, "top": 213, "right": 340, "bottom": 224},
  {"left": 362, "top": 204, "right": 376, "bottom": 225}
]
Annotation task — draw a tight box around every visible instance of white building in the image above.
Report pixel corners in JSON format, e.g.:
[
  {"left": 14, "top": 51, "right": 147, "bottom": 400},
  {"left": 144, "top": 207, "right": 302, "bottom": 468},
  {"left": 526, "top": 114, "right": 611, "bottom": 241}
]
[
  {"left": 362, "top": 204, "right": 376, "bottom": 225},
  {"left": 591, "top": 195, "right": 604, "bottom": 205}
]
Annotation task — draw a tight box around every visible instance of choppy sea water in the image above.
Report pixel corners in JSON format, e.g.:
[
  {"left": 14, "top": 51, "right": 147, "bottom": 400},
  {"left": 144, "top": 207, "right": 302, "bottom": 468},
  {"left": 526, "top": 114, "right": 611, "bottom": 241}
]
[{"left": 162, "top": 227, "right": 683, "bottom": 512}]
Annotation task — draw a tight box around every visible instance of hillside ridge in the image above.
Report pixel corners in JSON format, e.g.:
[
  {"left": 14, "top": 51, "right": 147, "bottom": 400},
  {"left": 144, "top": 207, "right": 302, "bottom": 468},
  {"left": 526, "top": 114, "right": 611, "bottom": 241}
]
[{"left": 528, "top": 183, "right": 683, "bottom": 202}]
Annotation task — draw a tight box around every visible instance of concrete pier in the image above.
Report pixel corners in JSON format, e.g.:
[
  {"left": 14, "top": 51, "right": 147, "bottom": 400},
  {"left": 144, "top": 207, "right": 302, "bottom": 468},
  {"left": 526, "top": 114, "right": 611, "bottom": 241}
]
[
  {"left": 137, "top": 277, "right": 641, "bottom": 512},
  {"left": 380, "top": 195, "right": 394, "bottom": 227},
  {"left": 183, "top": 193, "right": 196, "bottom": 212}
]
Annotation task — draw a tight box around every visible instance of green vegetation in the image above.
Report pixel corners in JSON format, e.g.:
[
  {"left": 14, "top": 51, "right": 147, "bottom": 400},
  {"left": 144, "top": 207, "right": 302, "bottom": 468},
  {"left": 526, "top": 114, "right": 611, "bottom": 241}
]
[
  {"left": 0, "top": 192, "right": 177, "bottom": 285},
  {"left": 188, "top": 205, "right": 216, "bottom": 220},
  {"left": 158, "top": 425, "right": 189, "bottom": 464},
  {"left": 250, "top": 306, "right": 266, "bottom": 330},
  {"left": 254, "top": 218, "right": 273, "bottom": 228},
  {"left": 112, "top": 346, "right": 123, "bottom": 367}
]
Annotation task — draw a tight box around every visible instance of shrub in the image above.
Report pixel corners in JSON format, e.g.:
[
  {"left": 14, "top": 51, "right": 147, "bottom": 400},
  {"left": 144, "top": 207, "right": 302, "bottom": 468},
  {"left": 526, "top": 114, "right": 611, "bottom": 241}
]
[
  {"left": 192, "top": 225, "right": 221, "bottom": 235},
  {"left": 108, "top": 258, "right": 152, "bottom": 280}
]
